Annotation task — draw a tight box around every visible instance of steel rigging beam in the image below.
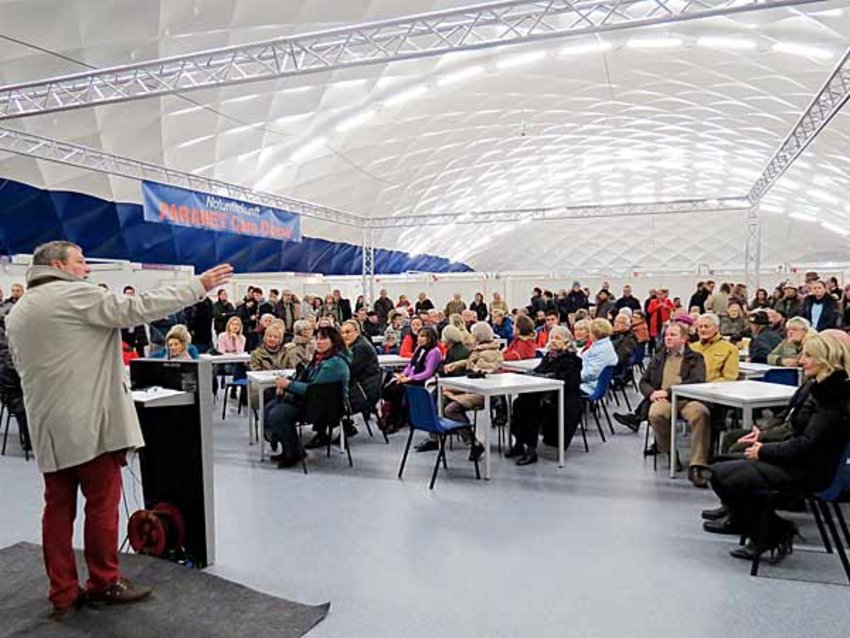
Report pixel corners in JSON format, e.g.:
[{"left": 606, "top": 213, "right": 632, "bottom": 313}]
[{"left": 0, "top": 0, "right": 827, "bottom": 120}]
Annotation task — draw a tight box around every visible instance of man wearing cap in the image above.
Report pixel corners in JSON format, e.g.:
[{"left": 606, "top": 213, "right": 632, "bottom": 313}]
[
  {"left": 747, "top": 311, "right": 784, "bottom": 364},
  {"left": 773, "top": 282, "right": 802, "bottom": 319}
]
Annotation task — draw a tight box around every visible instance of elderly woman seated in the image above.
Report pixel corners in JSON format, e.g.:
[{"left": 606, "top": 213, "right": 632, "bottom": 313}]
[
  {"left": 380, "top": 326, "right": 441, "bottom": 433},
  {"left": 767, "top": 316, "right": 814, "bottom": 367},
  {"left": 508, "top": 326, "right": 583, "bottom": 465},
  {"left": 248, "top": 320, "right": 289, "bottom": 410},
  {"left": 340, "top": 319, "right": 383, "bottom": 422},
  {"left": 490, "top": 308, "right": 514, "bottom": 341},
  {"left": 503, "top": 315, "right": 538, "bottom": 361},
  {"left": 265, "top": 326, "right": 351, "bottom": 467},
  {"left": 703, "top": 333, "right": 850, "bottom": 564},
  {"left": 579, "top": 318, "right": 618, "bottom": 396},
  {"left": 442, "top": 322, "right": 504, "bottom": 461},
  {"left": 281, "top": 319, "right": 315, "bottom": 369},
  {"left": 719, "top": 303, "right": 749, "bottom": 341},
  {"left": 152, "top": 324, "right": 199, "bottom": 360}
]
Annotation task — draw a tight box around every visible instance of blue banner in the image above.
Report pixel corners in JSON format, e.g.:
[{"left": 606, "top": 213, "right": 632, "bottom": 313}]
[{"left": 142, "top": 181, "right": 301, "bottom": 243}]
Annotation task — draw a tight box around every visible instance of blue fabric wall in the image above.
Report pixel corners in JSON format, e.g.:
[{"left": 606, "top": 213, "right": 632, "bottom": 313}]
[{"left": 0, "top": 179, "right": 471, "bottom": 275}]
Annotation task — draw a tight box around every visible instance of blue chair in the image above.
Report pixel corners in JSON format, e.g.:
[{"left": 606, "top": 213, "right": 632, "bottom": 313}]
[
  {"left": 221, "top": 366, "right": 248, "bottom": 420},
  {"left": 401, "top": 385, "right": 480, "bottom": 489},
  {"left": 633, "top": 342, "right": 647, "bottom": 374},
  {"left": 749, "top": 442, "right": 850, "bottom": 582},
  {"left": 580, "top": 365, "right": 617, "bottom": 442},
  {"left": 762, "top": 368, "right": 799, "bottom": 387}
]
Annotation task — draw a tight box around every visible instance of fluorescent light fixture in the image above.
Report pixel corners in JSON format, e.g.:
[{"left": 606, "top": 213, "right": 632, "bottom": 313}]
[
  {"left": 170, "top": 105, "right": 205, "bottom": 116},
  {"left": 335, "top": 109, "right": 377, "bottom": 133},
  {"left": 222, "top": 124, "right": 258, "bottom": 136},
  {"left": 558, "top": 41, "right": 611, "bottom": 56},
  {"left": 225, "top": 94, "right": 261, "bottom": 104},
  {"left": 495, "top": 50, "right": 546, "bottom": 69},
  {"left": 821, "top": 221, "right": 850, "bottom": 236},
  {"left": 290, "top": 137, "right": 327, "bottom": 163},
  {"left": 279, "top": 86, "right": 313, "bottom": 94},
  {"left": 437, "top": 65, "right": 484, "bottom": 87},
  {"left": 626, "top": 37, "right": 684, "bottom": 50},
  {"left": 789, "top": 211, "right": 817, "bottom": 222},
  {"left": 772, "top": 42, "right": 833, "bottom": 59},
  {"left": 384, "top": 85, "right": 428, "bottom": 108},
  {"left": 176, "top": 134, "right": 214, "bottom": 149},
  {"left": 696, "top": 37, "right": 756, "bottom": 50}
]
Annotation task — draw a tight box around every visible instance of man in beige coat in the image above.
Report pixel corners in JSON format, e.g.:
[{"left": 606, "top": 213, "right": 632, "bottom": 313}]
[{"left": 6, "top": 240, "right": 232, "bottom": 619}]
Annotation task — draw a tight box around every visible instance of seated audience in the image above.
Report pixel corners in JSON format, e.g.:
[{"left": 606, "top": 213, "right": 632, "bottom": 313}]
[
  {"left": 380, "top": 326, "right": 441, "bottom": 433},
  {"left": 719, "top": 303, "right": 749, "bottom": 341},
  {"left": 383, "top": 312, "right": 405, "bottom": 354},
  {"left": 265, "top": 326, "right": 351, "bottom": 467},
  {"left": 747, "top": 311, "right": 783, "bottom": 364},
  {"left": 610, "top": 314, "right": 638, "bottom": 366},
  {"left": 490, "top": 308, "right": 514, "bottom": 341},
  {"left": 340, "top": 320, "right": 382, "bottom": 427},
  {"left": 631, "top": 310, "right": 650, "bottom": 346},
  {"left": 774, "top": 282, "right": 802, "bottom": 319},
  {"left": 766, "top": 317, "right": 813, "bottom": 367},
  {"left": 152, "top": 324, "right": 198, "bottom": 361},
  {"left": 749, "top": 288, "right": 771, "bottom": 311},
  {"left": 690, "top": 314, "right": 739, "bottom": 383},
  {"left": 503, "top": 315, "right": 538, "bottom": 361},
  {"left": 217, "top": 316, "right": 246, "bottom": 354},
  {"left": 442, "top": 322, "right": 504, "bottom": 461},
  {"left": 578, "top": 318, "right": 618, "bottom": 396},
  {"left": 536, "top": 310, "right": 560, "bottom": 348},
  {"left": 414, "top": 292, "right": 434, "bottom": 314},
  {"left": 248, "top": 321, "right": 289, "bottom": 406},
  {"left": 448, "top": 313, "right": 475, "bottom": 348},
  {"left": 509, "top": 326, "right": 583, "bottom": 465},
  {"left": 704, "top": 333, "right": 850, "bottom": 563},
  {"left": 282, "top": 319, "right": 315, "bottom": 369},
  {"left": 362, "top": 311, "right": 384, "bottom": 343},
  {"left": 439, "top": 326, "right": 471, "bottom": 375},
  {"left": 399, "top": 316, "right": 423, "bottom": 358}
]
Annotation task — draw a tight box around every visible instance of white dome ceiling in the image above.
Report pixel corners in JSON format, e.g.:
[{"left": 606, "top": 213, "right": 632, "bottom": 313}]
[{"left": 0, "top": 0, "right": 849, "bottom": 272}]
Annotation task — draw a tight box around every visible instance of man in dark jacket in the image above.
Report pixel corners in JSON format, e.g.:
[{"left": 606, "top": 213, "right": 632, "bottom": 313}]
[
  {"left": 273, "top": 289, "right": 302, "bottom": 340},
  {"left": 773, "top": 283, "right": 802, "bottom": 319},
  {"left": 614, "top": 323, "right": 710, "bottom": 487},
  {"left": 610, "top": 314, "right": 638, "bottom": 366},
  {"left": 186, "top": 297, "right": 214, "bottom": 353},
  {"left": 373, "top": 289, "right": 395, "bottom": 325},
  {"left": 120, "top": 285, "right": 149, "bottom": 357},
  {"left": 615, "top": 285, "right": 641, "bottom": 313},
  {"left": 747, "top": 311, "right": 783, "bottom": 364},
  {"left": 800, "top": 280, "right": 841, "bottom": 331},
  {"left": 212, "top": 289, "right": 235, "bottom": 334},
  {"left": 238, "top": 287, "right": 273, "bottom": 349},
  {"left": 333, "top": 289, "right": 352, "bottom": 321},
  {"left": 564, "top": 282, "right": 589, "bottom": 315},
  {"left": 340, "top": 321, "right": 383, "bottom": 421}
]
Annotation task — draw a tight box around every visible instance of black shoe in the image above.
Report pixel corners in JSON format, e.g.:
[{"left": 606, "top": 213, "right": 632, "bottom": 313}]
[
  {"left": 469, "top": 442, "right": 484, "bottom": 462},
  {"left": 643, "top": 443, "right": 658, "bottom": 457},
  {"left": 516, "top": 450, "right": 538, "bottom": 466},
  {"left": 277, "top": 450, "right": 306, "bottom": 468},
  {"left": 613, "top": 412, "right": 640, "bottom": 432},
  {"left": 703, "top": 517, "right": 745, "bottom": 536},
  {"left": 304, "top": 434, "right": 330, "bottom": 450},
  {"left": 729, "top": 535, "right": 794, "bottom": 565},
  {"left": 505, "top": 443, "right": 525, "bottom": 459},
  {"left": 415, "top": 439, "right": 439, "bottom": 453},
  {"left": 701, "top": 505, "right": 729, "bottom": 521},
  {"left": 688, "top": 465, "right": 709, "bottom": 489},
  {"left": 343, "top": 423, "right": 358, "bottom": 438}
]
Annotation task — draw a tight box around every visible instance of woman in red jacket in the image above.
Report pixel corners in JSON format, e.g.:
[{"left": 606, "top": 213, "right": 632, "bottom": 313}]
[
  {"left": 399, "top": 316, "right": 423, "bottom": 358},
  {"left": 503, "top": 315, "right": 538, "bottom": 361},
  {"left": 647, "top": 289, "right": 676, "bottom": 341}
]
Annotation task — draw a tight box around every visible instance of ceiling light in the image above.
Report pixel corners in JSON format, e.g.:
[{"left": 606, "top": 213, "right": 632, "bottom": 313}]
[
  {"left": 558, "top": 41, "right": 611, "bottom": 56},
  {"left": 335, "top": 109, "right": 377, "bottom": 133},
  {"left": 279, "top": 86, "right": 313, "bottom": 94},
  {"left": 290, "top": 137, "right": 327, "bottom": 163},
  {"left": 696, "top": 37, "right": 757, "bottom": 50},
  {"left": 225, "top": 94, "right": 261, "bottom": 104},
  {"left": 772, "top": 42, "right": 833, "bottom": 59},
  {"left": 790, "top": 212, "right": 817, "bottom": 222},
  {"left": 384, "top": 85, "right": 428, "bottom": 108},
  {"left": 170, "top": 105, "right": 205, "bottom": 117},
  {"left": 625, "top": 37, "right": 684, "bottom": 50},
  {"left": 495, "top": 50, "right": 547, "bottom": 69},
  {"left": 437, "top": 65, "right": 484, "bottom": 87},
  {"left": 222, "top": 124, "right": 258, "bottom": 136},
  {"left": 821, "top": 221, "right": 850, "bottom": 236}
]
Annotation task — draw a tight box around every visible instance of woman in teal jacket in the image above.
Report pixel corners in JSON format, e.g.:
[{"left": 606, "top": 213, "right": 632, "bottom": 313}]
[{"left": 265, "top": 326, "right": 350, "bottom": 467}]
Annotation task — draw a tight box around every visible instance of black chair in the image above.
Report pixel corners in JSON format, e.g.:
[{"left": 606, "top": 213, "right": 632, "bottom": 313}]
[
  {"left": 1, "top": 407, "right": 31, "bottom": 461},
  {"left": 300, "top": 382, "right": 351, "bottom": 469},
  {"left": 220, "top": 365, "right": 248, "bottom": 420}
]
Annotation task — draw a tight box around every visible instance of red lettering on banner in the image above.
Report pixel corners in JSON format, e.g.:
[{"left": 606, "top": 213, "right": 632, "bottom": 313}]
[
  {"left": 159, "top": 202, "right": 169, "bottom": 220},
  {"left": 178, "top": 205, "right": 190, "bottom": 224}
]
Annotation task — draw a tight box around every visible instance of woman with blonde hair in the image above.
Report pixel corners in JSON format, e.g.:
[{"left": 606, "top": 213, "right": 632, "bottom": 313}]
[
  {"left": 152, "top": 324, "right": 198, "bottom": 360},
  {"left": 217, "top": 316, "right": 246, "bottom": 354},
  {"left": 706, "top": 333, "right": 850, "bottom": 564},
  {"left": 449, "top": 313, "right": 475, "bottom": 348}
]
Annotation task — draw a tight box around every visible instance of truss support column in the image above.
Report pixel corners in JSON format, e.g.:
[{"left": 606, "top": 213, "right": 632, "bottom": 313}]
[
  {"left": 744, "top": 205, "right": 762, "bottom": 296},
  {"left": 361, "top": 229, "right": 375, "bottom": 309}
]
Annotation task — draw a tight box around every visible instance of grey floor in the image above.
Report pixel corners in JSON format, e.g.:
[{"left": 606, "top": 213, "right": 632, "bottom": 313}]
[{"left": 2, "top": 387, "right": 850, "bottom": 638}]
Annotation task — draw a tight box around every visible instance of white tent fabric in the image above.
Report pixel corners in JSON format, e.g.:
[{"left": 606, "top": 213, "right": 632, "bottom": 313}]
[{"left": 0, "top": 0, "right": 848, "bottom": 272}]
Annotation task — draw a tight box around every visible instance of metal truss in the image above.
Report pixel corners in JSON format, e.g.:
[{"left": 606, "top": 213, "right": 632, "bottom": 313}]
[
  {"left": 369, "top": 197, "right": 752, "bottom": 228},
  {"left": 743, "top": 205, "right": 761, "bottom": 293},
  {"left": 361, "top": 228, "right": 375, "bottom": 306},
  {"left": 748, "top": 45, "right": 850, "bottom": 202},
  {"left": 0, "top": 0, "right": 825, "bottom": 120},
  {"left": 0, "top": 127, "right": 362, "bottom": 227}
]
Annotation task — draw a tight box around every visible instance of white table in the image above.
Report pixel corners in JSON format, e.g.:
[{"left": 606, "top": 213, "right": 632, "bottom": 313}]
[
  {"left": 247, "top": 369, "right": 295, "bottom": 460},
  {"left": 377, "top": 354, "right": 409, "bottom": 369},
  {"left": 500, "top": 359, "right": 540, "bottom": 374},
  {"left": 200, "top": 352, "right": 251, "bottom": 364},
  {"left": 372, "top": 335, "right": 385, "bottom": 345},
  {"left": 437, "top": 373, "right": 564, "bottom": 479},
  {"left": 669, "top": 380, "right": 796, "bottom": 477},
  {"left": 738, "top": 362, "right": 788, "bottom": 380}
]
